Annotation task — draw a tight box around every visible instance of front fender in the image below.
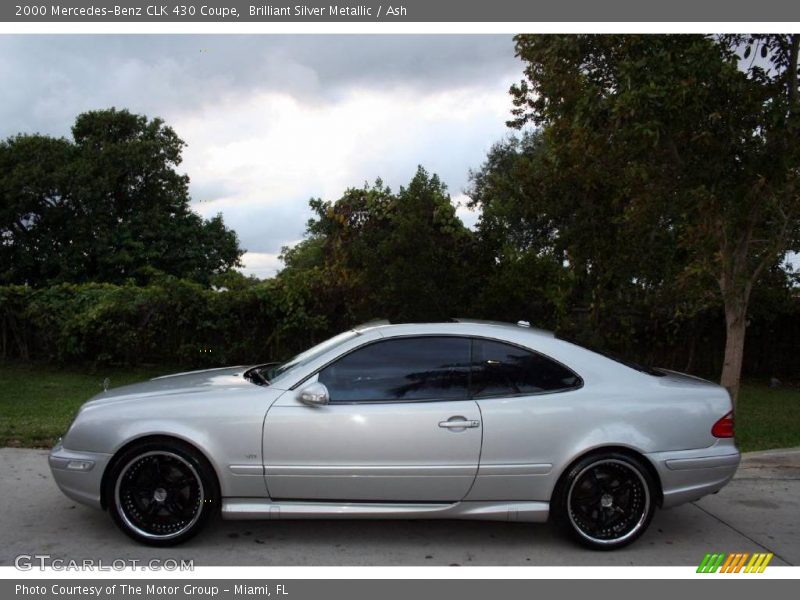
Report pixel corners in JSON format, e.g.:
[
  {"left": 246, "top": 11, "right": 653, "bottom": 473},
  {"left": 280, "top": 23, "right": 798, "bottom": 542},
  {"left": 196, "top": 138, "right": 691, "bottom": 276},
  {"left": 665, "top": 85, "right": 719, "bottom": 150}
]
[{"left": 64, "top": 388, "right": 282, "bottom": 499}]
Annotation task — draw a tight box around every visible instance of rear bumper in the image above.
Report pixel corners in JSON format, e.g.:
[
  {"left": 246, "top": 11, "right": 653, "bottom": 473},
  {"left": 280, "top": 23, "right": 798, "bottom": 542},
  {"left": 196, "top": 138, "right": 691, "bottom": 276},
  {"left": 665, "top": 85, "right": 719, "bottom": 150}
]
[
  {"left": 645, "top": 440, "right": 740, "bottom": 508},
  {"left": 49, "top": 441, "right": 111, "bottom": 510}
]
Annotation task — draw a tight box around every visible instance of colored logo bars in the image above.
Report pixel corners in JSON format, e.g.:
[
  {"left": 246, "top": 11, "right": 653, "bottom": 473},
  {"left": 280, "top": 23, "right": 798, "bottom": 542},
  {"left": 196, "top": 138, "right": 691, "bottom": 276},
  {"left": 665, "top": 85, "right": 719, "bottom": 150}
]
[{"left": 697, "top": 552, "right": 773, "bottom": 573}]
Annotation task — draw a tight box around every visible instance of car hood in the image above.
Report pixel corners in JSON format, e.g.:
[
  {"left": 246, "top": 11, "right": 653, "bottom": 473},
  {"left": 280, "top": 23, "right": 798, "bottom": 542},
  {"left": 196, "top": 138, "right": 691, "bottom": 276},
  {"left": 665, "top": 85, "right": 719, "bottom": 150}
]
[{"left": 82, "top": 366, "right": 257, "bottom": 407}]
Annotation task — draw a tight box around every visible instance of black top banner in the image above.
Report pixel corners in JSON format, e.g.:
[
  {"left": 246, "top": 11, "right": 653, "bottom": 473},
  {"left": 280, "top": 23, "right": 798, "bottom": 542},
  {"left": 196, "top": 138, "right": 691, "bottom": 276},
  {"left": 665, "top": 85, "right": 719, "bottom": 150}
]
[{"left": 4, "top": 0, "right": 800, "bottom": 22}]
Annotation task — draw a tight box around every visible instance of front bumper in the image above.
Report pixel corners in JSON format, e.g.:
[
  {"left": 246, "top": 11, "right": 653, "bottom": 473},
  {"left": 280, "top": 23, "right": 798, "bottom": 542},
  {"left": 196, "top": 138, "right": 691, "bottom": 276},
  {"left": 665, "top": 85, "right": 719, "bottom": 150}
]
[
  {"left": 49, "top": 441, "right": 112, "bottom": 509},
  {"left": 646, "top": 439, "right": 741, "bottom": 508}
]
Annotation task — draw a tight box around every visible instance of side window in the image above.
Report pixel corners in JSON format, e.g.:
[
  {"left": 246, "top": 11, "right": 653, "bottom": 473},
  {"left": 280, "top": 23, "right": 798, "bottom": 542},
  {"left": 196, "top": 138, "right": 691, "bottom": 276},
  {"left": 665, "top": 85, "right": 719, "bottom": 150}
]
[
  {"left": 318, "top": 337, "right": 471, "bottom": 403},
  {"left": 470, "top": 339, "right": 580, "bottom": 398}
]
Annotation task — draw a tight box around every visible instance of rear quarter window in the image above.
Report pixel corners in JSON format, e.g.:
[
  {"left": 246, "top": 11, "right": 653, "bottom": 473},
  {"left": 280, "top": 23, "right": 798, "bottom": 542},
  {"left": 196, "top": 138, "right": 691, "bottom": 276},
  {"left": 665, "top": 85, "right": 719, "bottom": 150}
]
[{"left": 470, "top": 338, "right": 582, "bottom": 398}]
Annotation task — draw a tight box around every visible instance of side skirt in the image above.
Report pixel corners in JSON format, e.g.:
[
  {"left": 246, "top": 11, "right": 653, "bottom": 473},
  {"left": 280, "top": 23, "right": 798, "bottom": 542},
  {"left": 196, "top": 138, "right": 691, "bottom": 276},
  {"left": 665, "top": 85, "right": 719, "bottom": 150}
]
[{"left": 221, "top": 498, "right": 549, "bottom": 522}]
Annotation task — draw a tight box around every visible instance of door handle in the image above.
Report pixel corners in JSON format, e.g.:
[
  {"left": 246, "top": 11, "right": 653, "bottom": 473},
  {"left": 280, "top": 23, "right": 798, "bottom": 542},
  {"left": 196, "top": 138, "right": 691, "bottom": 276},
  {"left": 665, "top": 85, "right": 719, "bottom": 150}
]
[{"left": 439, "top": 419, "right": 480, "bottom": 429}]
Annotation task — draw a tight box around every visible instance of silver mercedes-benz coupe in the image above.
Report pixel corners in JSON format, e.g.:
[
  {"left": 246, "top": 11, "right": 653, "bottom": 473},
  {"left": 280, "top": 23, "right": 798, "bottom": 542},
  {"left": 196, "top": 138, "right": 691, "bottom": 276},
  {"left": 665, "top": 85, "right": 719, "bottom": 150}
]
[{"left": 49, "top": 319, "right": 739, "bottom": 549}]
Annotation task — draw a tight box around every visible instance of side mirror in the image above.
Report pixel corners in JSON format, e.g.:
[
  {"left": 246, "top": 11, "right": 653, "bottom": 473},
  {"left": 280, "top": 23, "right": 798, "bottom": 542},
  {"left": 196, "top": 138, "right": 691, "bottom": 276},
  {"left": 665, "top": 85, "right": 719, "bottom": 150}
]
[{"left": 298, "top": 382, "right": 330, "bottom": 406}]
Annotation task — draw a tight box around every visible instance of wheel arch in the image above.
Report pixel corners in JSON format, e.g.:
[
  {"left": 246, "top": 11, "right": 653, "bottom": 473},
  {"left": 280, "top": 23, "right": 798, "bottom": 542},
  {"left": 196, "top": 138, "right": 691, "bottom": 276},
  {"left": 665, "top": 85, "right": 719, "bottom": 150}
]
[
  {"left": 100, "top": 434, "right": 221, "bottom": 510},
  {"left": 550, "top": 444, "right": 664, "bottom": 512}
]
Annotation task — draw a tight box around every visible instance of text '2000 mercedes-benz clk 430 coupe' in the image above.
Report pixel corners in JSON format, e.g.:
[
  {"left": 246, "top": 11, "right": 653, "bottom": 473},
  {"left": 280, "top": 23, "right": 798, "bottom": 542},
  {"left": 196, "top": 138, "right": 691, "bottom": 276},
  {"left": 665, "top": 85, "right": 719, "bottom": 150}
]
[{"left": 49, "top": 319, "right": 740, "bottom": 549}]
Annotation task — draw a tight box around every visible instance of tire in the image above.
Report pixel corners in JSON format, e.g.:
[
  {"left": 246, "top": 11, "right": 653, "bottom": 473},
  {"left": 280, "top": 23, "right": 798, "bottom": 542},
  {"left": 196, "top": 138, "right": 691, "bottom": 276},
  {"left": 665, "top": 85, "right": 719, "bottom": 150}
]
[
  {"left": 105, "top": 438, "right": 219, "bottom": 546},
  {"left": 553, "top": 451, "right": 656, "bottom": 550}
]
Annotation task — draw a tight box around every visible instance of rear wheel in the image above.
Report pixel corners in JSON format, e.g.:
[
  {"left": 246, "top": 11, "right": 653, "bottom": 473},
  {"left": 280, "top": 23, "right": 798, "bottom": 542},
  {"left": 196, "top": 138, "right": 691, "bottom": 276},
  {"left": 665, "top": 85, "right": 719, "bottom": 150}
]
[
  {"left": 555, "top": 452, "right": 655, "bottom": 550},
  {"left": 106, "top": 439, "right": 219, "bottom": 546}
]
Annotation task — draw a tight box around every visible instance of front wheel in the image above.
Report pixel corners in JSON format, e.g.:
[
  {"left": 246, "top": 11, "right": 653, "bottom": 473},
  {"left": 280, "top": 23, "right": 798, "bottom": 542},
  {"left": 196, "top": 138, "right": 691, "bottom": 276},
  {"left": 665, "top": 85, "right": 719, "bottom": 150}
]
[
  {"left": 106, "top": 439, "right": 219, "bottom": 546},
  {"left": 554, "top": 452, "right": 656, "bottom": 550}
]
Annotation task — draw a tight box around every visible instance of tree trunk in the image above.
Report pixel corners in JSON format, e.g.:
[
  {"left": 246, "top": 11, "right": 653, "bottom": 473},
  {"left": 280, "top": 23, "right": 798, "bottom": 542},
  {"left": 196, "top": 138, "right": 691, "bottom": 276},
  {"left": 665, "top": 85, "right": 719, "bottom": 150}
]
[{"left": 720, "top": 301, "right": 747, "bottom": 408}]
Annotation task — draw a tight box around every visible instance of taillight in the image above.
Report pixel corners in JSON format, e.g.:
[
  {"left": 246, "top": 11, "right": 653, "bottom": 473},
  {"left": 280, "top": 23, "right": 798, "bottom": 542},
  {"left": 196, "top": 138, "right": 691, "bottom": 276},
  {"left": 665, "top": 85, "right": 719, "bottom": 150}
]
[{"left": 711, "top": 411, "right": 735, "bottom": 438}]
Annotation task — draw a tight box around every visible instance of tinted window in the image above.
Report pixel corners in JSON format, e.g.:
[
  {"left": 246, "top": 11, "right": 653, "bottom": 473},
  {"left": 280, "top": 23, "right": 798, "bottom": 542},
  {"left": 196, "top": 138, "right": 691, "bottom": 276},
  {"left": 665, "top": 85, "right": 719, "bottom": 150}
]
[
  {"left": 470, "top": 339, "right": 580, "bottom": 397},
  {"left": 319, "top": 337, "right": 471, "bottom": 403}
]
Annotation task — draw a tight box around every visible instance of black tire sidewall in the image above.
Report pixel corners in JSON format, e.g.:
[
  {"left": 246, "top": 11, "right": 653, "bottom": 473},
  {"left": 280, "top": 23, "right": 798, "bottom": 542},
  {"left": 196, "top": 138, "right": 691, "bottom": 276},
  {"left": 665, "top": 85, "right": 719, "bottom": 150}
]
[
  {"left": 105, "top": 439, "right": 220, "bottom": 547},
  {"left": 554, "top": 451, "right": 656, "bottom": 551}
]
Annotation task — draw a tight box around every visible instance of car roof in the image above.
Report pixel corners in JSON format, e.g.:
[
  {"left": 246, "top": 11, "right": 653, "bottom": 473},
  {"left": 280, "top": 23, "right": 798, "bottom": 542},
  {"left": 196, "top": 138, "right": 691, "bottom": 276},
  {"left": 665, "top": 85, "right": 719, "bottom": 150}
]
[{"left": 352, "top": 319, "right": 555, "bottom": 339}]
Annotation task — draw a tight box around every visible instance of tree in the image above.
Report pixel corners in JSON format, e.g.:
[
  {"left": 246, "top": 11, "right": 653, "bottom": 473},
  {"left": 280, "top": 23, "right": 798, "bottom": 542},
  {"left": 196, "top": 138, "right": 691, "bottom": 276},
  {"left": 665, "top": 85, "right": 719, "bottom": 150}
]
[
  {"left": 283, "top": 167, "right": 478, "bottom": 326},
  {"left": 469, "top": 130, "right": 686, "bottom": 357},
  {"left": 507, "top": 34, "right": 800, "bottom": 402},
  {"left": 0, "top": 108, "right": 242, "bottom": 286},
  {"left": 0, "top": 134, "right": 74, "bottom": 284}
]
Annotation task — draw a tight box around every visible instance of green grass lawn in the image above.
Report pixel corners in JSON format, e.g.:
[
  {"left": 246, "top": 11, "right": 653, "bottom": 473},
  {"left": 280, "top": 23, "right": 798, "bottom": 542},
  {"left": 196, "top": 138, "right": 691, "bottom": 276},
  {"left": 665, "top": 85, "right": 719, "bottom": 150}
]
[
  {"left": 735, "top": 383, "right": 800, "bottom": 452},
  {"left": 0, "top": 363, "right": 174, "bottom": 448},
  {"left": 0, "top": 363, "right": 798, "bottom": 452}
]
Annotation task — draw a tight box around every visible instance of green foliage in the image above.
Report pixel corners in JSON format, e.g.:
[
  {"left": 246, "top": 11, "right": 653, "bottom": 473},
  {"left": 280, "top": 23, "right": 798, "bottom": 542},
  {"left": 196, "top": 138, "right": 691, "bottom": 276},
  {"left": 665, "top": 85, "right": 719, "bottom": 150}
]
[
  {"left": 468, "top": 130, "right": 689, "bottom": 355},
  {"left": 499, "top": 34, "right": 800, "bottom": 394},
  {"left": 0, "top": 279, "right": 329, "bottom": 367},
  {"left": 297, "top": 167, "right": 481, "bottom": 326},
  {"left": 0, "top": 108, "right": 242, "bottom": 287}
]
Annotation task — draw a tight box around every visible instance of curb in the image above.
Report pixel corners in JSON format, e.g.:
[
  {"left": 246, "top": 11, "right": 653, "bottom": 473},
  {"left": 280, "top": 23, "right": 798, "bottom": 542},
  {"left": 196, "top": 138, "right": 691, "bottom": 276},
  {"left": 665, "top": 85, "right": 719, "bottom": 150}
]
[{"left": 741, "top": 447, "right": 800, "bottom": 458}]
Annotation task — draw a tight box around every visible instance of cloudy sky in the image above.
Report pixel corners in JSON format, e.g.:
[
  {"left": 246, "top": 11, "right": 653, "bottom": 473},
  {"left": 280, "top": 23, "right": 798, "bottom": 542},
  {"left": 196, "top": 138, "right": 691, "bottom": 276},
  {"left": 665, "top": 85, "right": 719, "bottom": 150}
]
[{"left": 0, "top": 35, "right": 522, "bottom": 277}]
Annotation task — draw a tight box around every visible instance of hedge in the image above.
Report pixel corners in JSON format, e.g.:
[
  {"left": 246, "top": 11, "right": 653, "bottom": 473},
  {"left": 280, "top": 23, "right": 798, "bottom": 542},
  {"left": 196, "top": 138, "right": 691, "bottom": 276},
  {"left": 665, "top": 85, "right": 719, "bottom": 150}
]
[
  {"left": 0, "top": 280, "right": 328, "bottom": 367},
  {"left": 1, "top": 280, "right": 798, "bottom": 380}
]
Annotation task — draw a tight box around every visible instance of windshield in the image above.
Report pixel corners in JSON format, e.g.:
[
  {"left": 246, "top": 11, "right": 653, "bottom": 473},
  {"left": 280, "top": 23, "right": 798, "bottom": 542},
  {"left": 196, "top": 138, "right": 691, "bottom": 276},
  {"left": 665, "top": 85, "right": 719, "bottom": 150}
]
[{"left": 263, "top": 330, "right": 360, "bottom": 385}]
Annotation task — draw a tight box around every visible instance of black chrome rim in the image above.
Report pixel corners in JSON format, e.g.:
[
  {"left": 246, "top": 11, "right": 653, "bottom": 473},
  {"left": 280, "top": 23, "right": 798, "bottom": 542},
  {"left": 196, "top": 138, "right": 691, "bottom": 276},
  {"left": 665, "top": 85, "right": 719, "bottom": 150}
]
[
  {"left": 114, "top": 451, "right": 204, "bottom": 540},
  {"left": 567, "top": 459, "right": 650, "bottom": 545}
]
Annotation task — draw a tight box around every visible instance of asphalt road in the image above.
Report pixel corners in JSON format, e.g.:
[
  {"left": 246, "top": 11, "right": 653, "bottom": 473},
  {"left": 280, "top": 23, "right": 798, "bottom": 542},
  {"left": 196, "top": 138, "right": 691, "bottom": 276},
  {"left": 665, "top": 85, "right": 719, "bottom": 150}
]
[{"left": 1, "top": 447, "right": 798, "bottom": 567}]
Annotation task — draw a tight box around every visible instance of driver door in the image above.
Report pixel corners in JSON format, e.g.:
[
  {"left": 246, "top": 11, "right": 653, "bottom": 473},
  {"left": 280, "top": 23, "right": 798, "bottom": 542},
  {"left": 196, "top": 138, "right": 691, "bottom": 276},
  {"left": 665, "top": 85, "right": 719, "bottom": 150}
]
[{"left": 263, "top": 336, "right": 481, "bottom": 502}]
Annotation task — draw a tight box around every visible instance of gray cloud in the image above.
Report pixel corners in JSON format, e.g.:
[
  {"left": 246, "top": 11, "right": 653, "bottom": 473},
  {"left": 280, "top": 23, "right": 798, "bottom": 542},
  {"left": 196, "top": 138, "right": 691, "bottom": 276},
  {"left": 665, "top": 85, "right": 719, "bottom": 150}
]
[
  {"left": 0, "top": 35, "right": 521, "bottom": 276},
  {"left": 0, "top": 35, "right": 520, "bottom": 138}
]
